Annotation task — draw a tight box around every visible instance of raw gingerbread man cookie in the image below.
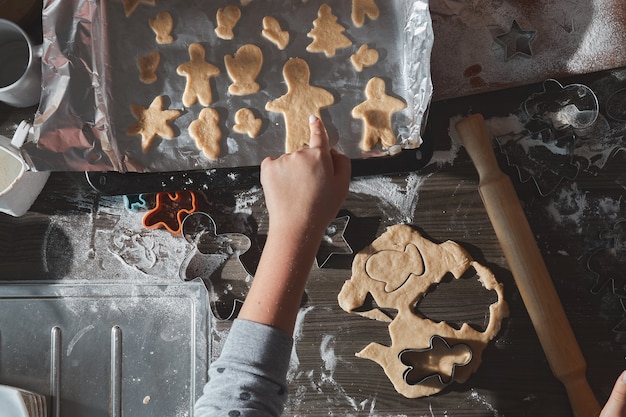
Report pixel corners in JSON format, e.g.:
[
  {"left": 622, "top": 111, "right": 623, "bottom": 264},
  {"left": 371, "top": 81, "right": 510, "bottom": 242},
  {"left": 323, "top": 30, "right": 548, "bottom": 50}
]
[
  {"left": 127, "top": 95, "right": 181, "bottom": 153},
  {"left": 149, "top": 11, "right": 174, "bottom": 44},
  {"left": 224, "top": 44, "right": 263, "bottom": 96},
  {"left": 137, "top": 51, "right": 160, "bottom": 84},
  {"left": 352, "top": 77, "right": 406, "bottom": 151},
  {"left": 189, "top": 108, "right": 222, "bottom": 160},
  {"left": 215, "top": 5, "right": 241, "bottom": 40},
  {"left": 233, "top": 108, "right": 262, "bottom": 138},
  {"left": 306, "top": 4, "right": 352, "bottom": 57},
  {"left": 176, "top": 43, "right": 220, "bottom": 107},
  {"left": 262, "top": 16, "right": 289, "bottom": 50},
  {"left": 265, "top": 58, "right": 334, "bottom": 153},
  {"left": 352, "top": 0, "right": 379, "bottom": 27}
]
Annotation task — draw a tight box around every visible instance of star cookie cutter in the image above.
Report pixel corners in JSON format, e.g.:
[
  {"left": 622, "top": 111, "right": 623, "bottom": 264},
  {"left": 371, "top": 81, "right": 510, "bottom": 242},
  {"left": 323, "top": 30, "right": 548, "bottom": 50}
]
[
  {"left": 399, "top": 335, "right": 473, "bottom": 387},
  {"left": 142, "top": 191, "right": 198, "bottom": 234},
  {"left": 316, "top": 215, "right": 353, "bottom": 268},
  {"left": 179, "top": 212, "right": 252, "bottom": 320},
  {"left": 494, "top": 20, "right": 536, "bottom": 60}
]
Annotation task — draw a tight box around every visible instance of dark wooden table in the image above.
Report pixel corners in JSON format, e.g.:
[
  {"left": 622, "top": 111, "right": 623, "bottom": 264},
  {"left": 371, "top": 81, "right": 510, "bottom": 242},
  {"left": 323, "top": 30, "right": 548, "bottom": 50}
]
[{"left": 2, "top": 72, "right": 625, "bottom": 415}]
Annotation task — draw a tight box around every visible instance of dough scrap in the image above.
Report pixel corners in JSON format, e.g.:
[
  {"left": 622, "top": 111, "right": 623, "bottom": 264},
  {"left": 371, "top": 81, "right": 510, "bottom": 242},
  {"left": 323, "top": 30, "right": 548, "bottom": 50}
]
[
  {"left": 306, "top": 4, "right": 352, "bottom": 57},
  {"left": 234, "top": 108, "right": 262, "bottom": 138},
  {"left": 149, "top": 11, "right": 174, "bottom": 44},
  {"left": 120, "top": 0, "right": 155, "bottom": 17},
  {"left": 265, "top": 58, "right": 334, "bottom": 153},
  {"left": 176, "top": 43, "right": 220, "bottom": 107},
  {"left": 351, "top": 0, "right": 379, "bottom": 27},
  {"left": 126, "top": 95, "right": 181, "bottom": 153},
  {"left": 189, "top": 108, "right": 222, "bottom": 160},
  {"left": 352, "top": 77, "right": 406, "bottom": 151},
  {"left": 137, "top": 51, "right": 160, "bottom": 84},
  {"left": 215, "top": 5, "right": 241, "bottom": 40},
  {"left": 224, "top": 44, "right": 263, "bottom": 96},
  {"left": 262, "top": 16, "right": 289, "bottom": 50},
  {"left": 338, "top": 225, "right": 509, "bottom": 398},
  {"left": 350, "top": 44, "right": 378, "bottom": 72}
]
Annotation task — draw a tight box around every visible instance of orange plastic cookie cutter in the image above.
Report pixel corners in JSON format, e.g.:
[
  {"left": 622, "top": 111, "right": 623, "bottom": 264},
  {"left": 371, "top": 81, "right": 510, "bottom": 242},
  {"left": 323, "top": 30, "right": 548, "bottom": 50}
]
[{"left": 142, "top": 191, "right": 198, "bottom": 234}]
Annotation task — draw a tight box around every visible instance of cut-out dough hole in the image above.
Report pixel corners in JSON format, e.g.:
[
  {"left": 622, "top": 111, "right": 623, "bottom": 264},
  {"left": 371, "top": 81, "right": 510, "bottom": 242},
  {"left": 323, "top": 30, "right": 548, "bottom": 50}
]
[{"left": 414, "top": 269, "right": 498, "bottom": 332}]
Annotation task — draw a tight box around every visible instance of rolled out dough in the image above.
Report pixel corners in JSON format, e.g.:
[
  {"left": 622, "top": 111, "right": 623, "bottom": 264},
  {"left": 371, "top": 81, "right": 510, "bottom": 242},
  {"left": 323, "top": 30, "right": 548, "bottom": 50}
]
[{"left": 338, "top": 225, "right": 509, "bottom": 398}]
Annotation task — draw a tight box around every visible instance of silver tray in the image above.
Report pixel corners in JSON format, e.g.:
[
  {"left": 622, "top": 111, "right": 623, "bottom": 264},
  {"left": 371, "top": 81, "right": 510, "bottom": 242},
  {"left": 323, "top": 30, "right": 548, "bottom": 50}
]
[{"left": 26, "top": 0, "right": 433, "bottom": 173}]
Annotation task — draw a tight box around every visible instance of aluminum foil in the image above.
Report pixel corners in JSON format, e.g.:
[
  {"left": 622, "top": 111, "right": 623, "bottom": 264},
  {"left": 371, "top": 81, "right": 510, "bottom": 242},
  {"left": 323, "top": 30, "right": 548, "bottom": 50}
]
[{"left": 24, "top": 0, "right": 433, "bottom": 173}]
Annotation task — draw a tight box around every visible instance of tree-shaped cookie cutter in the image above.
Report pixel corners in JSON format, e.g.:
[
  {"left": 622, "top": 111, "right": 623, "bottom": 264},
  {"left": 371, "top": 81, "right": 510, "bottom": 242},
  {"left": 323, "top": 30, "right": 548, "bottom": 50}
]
[
  {"left": 179, "top": 212, "right": 252, "bottom": 320},
  {"left": 494, "top": 79, "right": 599, "bottom": 196}
]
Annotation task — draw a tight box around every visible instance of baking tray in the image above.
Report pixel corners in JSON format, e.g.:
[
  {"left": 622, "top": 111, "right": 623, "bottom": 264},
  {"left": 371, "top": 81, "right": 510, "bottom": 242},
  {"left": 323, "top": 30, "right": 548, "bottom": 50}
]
[
  {"left": 85, "top": 143, "right": 432, "bottom": 195},
  {"left": 27, "top": 0, "right": 434, "bottom": 174},
  {"left": 0, "top": 281, "right": 209, "bottom": 417}
]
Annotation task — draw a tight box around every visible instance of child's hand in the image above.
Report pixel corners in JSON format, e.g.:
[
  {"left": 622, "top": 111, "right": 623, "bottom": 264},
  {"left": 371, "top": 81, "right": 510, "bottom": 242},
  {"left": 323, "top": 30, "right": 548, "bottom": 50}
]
[{"left": 260, "top": 116, "right": 351, "bottom": 239}]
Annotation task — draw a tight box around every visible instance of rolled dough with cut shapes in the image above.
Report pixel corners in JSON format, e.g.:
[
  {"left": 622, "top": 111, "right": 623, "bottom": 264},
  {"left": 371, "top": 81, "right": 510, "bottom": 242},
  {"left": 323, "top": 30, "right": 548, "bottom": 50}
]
[{"left": 338, "top": 225, "right": 508, "bottom": 398}]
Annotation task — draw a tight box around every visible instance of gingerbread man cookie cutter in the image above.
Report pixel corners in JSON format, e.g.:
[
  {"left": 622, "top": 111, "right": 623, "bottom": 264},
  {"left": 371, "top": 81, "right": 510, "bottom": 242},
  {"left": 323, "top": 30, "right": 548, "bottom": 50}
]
[{"left": 179, "top": 212, "right": 252, "bottom": 320}]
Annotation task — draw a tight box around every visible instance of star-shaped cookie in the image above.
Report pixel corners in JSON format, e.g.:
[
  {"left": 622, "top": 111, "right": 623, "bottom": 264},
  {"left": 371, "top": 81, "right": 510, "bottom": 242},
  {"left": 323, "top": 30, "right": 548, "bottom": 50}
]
[{"left": 127, "top": 95, "right": 181, "bottom": 153}]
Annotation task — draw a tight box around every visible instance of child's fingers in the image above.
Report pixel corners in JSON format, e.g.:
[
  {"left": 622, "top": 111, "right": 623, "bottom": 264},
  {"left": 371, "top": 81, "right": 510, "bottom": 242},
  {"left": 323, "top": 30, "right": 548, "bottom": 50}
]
[{"left": 308, "top": 115, "right": 329, "bottom": 151}]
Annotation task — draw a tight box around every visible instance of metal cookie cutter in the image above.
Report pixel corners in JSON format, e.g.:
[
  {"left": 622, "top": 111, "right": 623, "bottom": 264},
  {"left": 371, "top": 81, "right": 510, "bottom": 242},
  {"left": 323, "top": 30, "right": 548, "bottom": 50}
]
[
  {"left": 495, "top": 79, "right": 599, "bottom": 196},
  {"left": 399, "top": 335, "right": 473, "bottom": 387},
  {"left": 316, "top": 215, "right": 353, "bottom": 268},
  {"left": 494, "top": 20, "right": 537, "bottom": 60},
  {"left": 179, "top": 212, "right": 252, "bottom": 320},
  {"left": 587, "top": 219, "right": 626, "bottom": 333}
]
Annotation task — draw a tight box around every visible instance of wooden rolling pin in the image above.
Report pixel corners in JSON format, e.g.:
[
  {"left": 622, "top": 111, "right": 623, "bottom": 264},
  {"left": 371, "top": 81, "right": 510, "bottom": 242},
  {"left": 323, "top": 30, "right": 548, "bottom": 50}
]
[{"left": 455, "top": 114, "right": 601, "bottom": 417}]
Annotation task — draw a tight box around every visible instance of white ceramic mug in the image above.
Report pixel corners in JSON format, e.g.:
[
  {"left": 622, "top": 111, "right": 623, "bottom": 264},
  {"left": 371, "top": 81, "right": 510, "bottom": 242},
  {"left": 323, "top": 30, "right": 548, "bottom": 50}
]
[
  {"left": 0, "top": 122, "right": 49, "bottom": 217},
  {"left": 0, "top": 19, "right": 42, "bottom": 108}
]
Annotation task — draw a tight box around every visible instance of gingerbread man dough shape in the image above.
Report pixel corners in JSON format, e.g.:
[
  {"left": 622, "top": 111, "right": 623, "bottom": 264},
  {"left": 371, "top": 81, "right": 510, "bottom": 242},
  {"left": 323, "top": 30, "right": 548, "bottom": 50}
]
[
  {"left": 352, "top": 77, "right": 406, "bottom": 151},
  {"left": 127, "top": 95, "right": 181, "bottom": 153},
  {"left": 262, "top": 16, "right": 289, "bottom": 50},
  {"left": 306, "top": 4, "right": 352, "bottom": 58},
  {"left": 352, "top": 0, "right": 380, "bottom": 27},
  {"left": 265, "top": 58, "right": 334, "bottom": 153},
  {"left": 338, "top": 225, "right": 508, "bottom": 398},
  {"left": 149, "top": 11, "right": 174, "bottom": 44},
  {"left": 176, "top": 43, "right": 220, "bottom": 107},
  {"left": 189, "top": 107, "right": 222, "bottom": 160},
  {"left": 224, "top": 44, "right": 263, "bottom": 96},
  {"left": 215, "top": 5, "right": 241, "bottom": 40},
  {"left": 234, "top": 108, "right": 262, "bottom": 138}
]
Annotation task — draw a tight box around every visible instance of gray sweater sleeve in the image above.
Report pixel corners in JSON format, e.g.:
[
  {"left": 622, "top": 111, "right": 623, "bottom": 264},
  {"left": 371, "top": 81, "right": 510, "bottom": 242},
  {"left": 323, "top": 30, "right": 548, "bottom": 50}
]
[{"left": 194, "top": 319, "right": 294, "bottom": 417}]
